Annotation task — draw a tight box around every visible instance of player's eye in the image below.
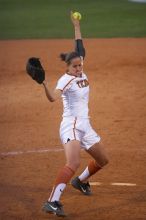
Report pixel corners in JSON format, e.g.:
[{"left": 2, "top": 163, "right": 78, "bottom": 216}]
[{"left": 72, "top": 64, "right": 82, "bottom": 68}]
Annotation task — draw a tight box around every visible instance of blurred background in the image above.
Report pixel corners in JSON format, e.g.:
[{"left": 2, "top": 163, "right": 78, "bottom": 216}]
[{"left": 0, "top": 0, "right": 146, "bottom": 39}]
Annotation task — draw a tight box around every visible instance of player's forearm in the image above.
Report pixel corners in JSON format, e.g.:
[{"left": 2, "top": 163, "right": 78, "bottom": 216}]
[
  {"left": 42, "top": 81, "right": 55, "bottom": 102},
  {"left": 74, "top": 24, "right": 85, "bottom": 59},
  {"left": 74, "top": 24, "right": 82, "bottom": 40}
]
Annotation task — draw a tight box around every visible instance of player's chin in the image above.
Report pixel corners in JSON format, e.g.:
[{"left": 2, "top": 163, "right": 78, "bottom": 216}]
[{"left": 76, "top": 71, "right": 82, "bottom": 76}]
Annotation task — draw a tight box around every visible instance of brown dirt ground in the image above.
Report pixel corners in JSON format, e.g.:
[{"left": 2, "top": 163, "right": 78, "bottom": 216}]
[{"left": 0, "top": 38, "right": 146, "bottom": 220}]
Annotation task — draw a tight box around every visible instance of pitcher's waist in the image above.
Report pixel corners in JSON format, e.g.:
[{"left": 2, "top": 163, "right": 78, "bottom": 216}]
[{"left": 62, "top": 116, "right": 90, "bottom": 120}]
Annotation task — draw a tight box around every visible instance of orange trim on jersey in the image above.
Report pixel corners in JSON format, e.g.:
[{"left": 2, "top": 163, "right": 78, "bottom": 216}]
[
  {"left": 73, "top": 117, "right": 77, "bottom": 140},
  {"left": 62, "top": 78, "right": 75, "bottom": 91}
]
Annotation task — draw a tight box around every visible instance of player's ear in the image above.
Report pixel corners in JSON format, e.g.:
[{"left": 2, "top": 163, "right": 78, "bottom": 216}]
[{"left": 80, "top": 56, "right": 84, "bottom": 65}]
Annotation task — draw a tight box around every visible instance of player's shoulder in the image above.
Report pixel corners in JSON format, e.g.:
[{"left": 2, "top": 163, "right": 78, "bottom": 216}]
[{"left": 56, "top": 73, "right": 76, "bottom": 91}]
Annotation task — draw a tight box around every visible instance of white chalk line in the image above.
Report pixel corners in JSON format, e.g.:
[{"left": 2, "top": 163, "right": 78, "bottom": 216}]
[
  {"left": 90, "top": 182, "right": 137, "bottom": 186},
  {"left": 0, "top": 148, "right": 143, "bottom": 187},
  {"left": 69, "top": 182, "right": 138, "bottom": 187},
  {"left": 0, "top": 148, "right": 64, "bottom": 156},
  {"left": 69, "top": 182, "right": 137, "bottom": 186}
]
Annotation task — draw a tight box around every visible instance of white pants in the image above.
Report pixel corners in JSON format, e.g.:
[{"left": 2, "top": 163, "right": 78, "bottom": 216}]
[{"left": 60, "top": 117, "right": 101, "bottom": 150}]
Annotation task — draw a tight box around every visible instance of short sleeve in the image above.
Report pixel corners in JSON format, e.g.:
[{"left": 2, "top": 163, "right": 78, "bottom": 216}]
[{"left": 55, "top": 75, "right": 75, "bottom": 93}]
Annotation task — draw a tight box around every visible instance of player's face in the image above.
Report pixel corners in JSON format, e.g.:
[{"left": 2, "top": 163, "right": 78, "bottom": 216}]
[{"left": 68, "top": 57, "right": 83, "bottom": 76}]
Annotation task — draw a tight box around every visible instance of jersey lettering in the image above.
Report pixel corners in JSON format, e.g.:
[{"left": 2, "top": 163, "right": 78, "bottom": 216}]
[{"left": 76, "top": 79, "right": 89, "bottom": 88}]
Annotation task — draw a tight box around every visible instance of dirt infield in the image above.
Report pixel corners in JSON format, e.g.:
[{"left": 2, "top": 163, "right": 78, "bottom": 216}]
[{"left": 0, "top": 38, "right": 146, "bottom": 220}]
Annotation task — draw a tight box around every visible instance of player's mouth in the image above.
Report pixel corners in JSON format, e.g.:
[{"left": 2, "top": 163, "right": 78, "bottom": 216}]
[
  {"left": 76, "top": 71, "right": 81, "bottom": 74},
  {"left": 75, "top": 71, "right": 82, "bottom": 77}
]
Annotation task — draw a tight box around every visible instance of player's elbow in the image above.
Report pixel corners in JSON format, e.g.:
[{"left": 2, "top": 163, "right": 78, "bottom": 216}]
[
  {"left": 46, "top": 94, "right": 56, "bottom": 102},
  {"left": 49, "top": 97, "right": 55, "bottom": 102}
]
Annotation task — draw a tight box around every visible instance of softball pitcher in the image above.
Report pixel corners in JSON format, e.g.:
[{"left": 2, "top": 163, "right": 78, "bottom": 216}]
[{"left": 42, "top": 12, "right": 109, "bottom": 217}]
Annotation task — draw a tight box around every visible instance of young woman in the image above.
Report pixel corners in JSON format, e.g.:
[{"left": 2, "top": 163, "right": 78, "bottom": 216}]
[{"left": 42, "top": 12, "right": 109, "bottom": 217}]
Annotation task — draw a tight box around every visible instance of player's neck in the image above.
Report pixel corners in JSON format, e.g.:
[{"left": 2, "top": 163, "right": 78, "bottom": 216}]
[{"left": 66, "top": 72, "right": 82, "bottom": 78}]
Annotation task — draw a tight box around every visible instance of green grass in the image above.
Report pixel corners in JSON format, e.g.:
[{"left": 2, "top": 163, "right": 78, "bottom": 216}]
[{"left": 0, "top": 0, "right": 146, "bottom": 39}]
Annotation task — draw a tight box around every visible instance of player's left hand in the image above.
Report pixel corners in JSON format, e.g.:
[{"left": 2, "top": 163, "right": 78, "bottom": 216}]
[{"left": 26, "top": 57, "right": 45, "bottom": 84}]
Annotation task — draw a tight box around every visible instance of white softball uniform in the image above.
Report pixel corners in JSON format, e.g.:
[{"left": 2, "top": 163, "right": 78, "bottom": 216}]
[{"left": 56, "top": 72, "right": 101, "bottom": 150}]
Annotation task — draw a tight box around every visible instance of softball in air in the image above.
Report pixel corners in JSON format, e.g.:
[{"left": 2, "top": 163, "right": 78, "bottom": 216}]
[{"left": 72, "top": 12, "right": 82, "bottom": 20}]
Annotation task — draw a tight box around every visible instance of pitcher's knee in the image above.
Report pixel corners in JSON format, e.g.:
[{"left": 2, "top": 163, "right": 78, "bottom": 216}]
[
  {"left": 96, "top": 157, "right": 109, "bottom": 168},
  {"left": 66, "top": 161, "right": 80, "bottom": 172},
  {"left": 101, "top": 157, "right": 109, "bottom": 167}
]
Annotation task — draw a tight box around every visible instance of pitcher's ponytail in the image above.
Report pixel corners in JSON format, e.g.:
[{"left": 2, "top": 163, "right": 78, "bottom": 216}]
[{"left": 59, "top": 51, "right": 80, "bottom": 65}]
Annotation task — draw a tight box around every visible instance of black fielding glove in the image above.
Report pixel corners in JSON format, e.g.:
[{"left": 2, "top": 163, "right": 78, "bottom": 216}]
[{"left": 26, "top": 57, "right": 45, "bottom": 84}]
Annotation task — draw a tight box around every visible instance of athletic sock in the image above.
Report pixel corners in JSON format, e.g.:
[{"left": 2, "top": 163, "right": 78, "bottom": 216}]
[
  {"left": 78, "top": 160, "right": 101, "bottom": 182},
  {"left": 48, "top": 165, "right": 75, "bottom": 202}
]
